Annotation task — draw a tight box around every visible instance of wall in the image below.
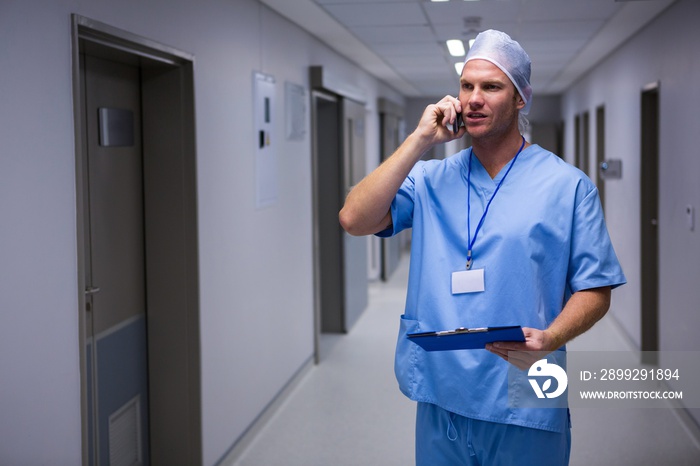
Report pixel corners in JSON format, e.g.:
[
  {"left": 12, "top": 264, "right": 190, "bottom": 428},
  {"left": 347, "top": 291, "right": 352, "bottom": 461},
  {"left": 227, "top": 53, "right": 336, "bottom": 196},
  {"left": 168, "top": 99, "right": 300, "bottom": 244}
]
[
  {"left": 404, "top": 97, "right": 446, "bottom": 160},
  {"left": 0, "top": 1, "right": 403, "bottom": 464},
  {"left": 527, "top": 95, "right": 562, "bottom": 154},
  {"left": 561, "top": 0, "right": 699, "bottom": 405}
]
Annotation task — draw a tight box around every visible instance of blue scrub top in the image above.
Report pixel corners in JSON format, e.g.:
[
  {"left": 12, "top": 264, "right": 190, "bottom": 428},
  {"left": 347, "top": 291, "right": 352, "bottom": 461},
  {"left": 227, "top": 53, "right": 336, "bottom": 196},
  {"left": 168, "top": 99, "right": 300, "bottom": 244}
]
[{"left": 378, "top": 144, "right": 626, "bottom": 433}]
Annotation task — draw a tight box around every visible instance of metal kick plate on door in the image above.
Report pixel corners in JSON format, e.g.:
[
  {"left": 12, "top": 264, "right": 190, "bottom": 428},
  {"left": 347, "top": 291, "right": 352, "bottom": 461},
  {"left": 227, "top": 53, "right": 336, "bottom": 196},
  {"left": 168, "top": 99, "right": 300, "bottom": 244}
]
[{"left": 98, "top": 107, "right": 134, "bottom": 147}]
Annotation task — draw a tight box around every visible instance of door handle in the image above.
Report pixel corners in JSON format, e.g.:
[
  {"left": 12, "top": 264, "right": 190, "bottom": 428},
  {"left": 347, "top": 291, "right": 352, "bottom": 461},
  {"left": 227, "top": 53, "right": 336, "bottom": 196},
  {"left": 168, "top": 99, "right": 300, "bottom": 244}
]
[{"left": 84, "top": 287, "right": 101, "bottom": 295}]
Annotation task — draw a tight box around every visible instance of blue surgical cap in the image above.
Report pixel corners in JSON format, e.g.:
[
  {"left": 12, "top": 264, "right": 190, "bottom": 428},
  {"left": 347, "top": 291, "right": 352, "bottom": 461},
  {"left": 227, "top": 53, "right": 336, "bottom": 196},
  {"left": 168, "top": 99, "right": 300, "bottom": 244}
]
[{"left": 465, "top": 29, "right": 533, "bottom": 114}]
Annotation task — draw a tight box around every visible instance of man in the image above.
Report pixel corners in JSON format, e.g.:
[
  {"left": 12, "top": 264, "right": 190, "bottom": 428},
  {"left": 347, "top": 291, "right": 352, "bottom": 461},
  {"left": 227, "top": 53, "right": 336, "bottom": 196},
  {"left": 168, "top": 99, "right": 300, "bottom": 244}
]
[{"left": 339, "top": 30, "right": 626, "bottom": 465}]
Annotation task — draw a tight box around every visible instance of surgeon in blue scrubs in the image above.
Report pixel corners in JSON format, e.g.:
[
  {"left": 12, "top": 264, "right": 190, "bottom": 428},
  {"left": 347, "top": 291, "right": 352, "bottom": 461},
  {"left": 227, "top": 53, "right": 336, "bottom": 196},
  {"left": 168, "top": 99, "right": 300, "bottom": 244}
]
[{"left": 339, "top": 30, "right": 626, "bottom": 465}]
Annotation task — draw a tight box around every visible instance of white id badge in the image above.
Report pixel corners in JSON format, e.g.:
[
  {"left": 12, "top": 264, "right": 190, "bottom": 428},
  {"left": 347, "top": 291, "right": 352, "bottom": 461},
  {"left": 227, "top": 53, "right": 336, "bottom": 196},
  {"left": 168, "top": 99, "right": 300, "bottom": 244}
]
[{"left": 451, "top": 269, "right": 485, "bottom": 294}]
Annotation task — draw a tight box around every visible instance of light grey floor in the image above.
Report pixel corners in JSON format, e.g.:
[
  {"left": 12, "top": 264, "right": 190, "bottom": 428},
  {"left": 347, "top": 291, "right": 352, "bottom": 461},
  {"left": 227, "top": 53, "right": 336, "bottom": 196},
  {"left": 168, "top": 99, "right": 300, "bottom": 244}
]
[{"left": 231, "top": 255, "right": 700, "bottom": 466}]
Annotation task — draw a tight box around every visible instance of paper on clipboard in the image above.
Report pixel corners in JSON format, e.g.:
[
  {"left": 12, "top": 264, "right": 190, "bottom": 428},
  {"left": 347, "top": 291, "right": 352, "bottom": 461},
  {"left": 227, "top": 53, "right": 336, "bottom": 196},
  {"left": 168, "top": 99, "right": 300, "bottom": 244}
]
[{"left": 407, "top": 326, "right": 525, "bottom": 351}]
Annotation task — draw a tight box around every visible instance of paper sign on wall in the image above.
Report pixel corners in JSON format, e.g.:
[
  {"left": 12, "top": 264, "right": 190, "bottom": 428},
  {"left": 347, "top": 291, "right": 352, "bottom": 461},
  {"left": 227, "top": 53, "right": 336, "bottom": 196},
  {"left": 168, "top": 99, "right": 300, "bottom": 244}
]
[{"left": 285, "top": 81, "right": 306, "bottom": 141}]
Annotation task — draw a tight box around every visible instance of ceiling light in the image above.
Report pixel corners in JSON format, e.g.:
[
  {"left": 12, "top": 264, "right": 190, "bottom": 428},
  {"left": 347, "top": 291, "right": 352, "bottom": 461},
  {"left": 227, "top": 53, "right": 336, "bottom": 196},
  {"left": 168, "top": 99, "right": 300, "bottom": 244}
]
[
  {"left": 446, "top": 40, "right": 466, "bottom": 57},
  {"left": 430, "top": 0, "right": 449, "bottom": 2},
  {"left": 468, "top": 38, "right": 476, "bottom": 48},
  {"left": 455, "top": 61, "right": 464, "bottom": 75}
]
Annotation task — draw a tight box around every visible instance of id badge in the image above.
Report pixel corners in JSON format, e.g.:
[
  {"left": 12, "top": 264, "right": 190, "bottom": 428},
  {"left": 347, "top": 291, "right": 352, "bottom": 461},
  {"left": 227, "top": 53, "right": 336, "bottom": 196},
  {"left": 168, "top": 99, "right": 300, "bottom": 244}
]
[{"left": 451, "top": 269, "right": 485, "bottom": 294}]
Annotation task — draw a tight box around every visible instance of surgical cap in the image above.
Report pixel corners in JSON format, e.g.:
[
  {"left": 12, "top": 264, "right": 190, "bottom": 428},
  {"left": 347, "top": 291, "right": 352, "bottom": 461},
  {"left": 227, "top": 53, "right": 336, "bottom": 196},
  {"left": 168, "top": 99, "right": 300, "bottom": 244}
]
[{"left": 464, "top": 29, "right": 533, "bottom": 114}]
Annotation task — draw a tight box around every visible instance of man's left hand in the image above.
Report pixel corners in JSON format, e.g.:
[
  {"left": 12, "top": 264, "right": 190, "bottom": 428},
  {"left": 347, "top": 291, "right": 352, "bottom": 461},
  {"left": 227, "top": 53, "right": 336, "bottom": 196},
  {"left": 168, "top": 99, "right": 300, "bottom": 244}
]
[{"left": 485, "top": 327, "right": 557, "bottom": 370}]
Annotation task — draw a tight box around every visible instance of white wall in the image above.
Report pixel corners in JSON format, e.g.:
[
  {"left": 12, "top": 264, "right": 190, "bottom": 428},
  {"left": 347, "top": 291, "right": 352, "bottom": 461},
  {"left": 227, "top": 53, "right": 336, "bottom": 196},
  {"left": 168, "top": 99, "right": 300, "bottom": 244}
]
[
  {"left": 561, "top": 0, "right": 700, "bottom": 359},
  {"left": 0, "top": 1, "right": 402, "bottom": 464}
]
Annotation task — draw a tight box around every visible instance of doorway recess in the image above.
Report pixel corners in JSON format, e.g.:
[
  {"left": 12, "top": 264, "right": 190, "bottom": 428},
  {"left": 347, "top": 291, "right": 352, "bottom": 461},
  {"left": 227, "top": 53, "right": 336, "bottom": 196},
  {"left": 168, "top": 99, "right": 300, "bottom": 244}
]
[{"left": 71, "top": 14, "right": 201, "bottom": 466}]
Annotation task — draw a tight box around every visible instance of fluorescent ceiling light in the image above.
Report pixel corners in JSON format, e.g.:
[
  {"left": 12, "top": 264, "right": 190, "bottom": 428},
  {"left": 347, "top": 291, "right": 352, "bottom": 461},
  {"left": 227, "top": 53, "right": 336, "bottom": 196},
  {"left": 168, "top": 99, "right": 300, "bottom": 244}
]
[
  {"left": 431, "top": 0, "right": 449, "bottom": 2},
  {"left": 455, "top": 61, "right": 464, "bottom": 75},
  {"left": 446, "top": 40, "right": 466, "bottom": 57},
  {"left": 469, "top": 38, "right": 476, "bottom": 48}
]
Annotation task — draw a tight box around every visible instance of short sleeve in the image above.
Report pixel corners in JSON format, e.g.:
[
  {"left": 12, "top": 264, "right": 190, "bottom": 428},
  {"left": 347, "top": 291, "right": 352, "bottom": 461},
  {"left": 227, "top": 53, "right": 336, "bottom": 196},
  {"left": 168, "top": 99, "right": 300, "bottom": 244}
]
[
  {"left": 567, "top": 185, "right": 627, "bottom": 292},
  {"left": 375, "top": 161, "right": 424, "bottom": 238}
]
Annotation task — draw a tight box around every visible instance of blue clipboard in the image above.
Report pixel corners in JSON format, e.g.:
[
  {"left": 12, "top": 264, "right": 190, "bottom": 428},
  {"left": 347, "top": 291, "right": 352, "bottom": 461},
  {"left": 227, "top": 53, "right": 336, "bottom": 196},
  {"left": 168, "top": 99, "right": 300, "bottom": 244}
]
[{"left": 407, "top": 326, "right": 525, "bottom": 351}]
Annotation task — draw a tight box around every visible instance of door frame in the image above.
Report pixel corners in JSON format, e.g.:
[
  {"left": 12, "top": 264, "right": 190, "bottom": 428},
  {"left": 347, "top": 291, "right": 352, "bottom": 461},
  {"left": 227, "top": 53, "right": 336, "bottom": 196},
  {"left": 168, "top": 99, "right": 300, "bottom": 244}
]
[
  {"left": 595, "top": 105, "right": 606, "bottom": 213},
  {"left": 309, "top": 68, "right": 370, "bottom": 360},
  {"left": 574, "top": 113, "right": 581, "bottom": 169},
  {"left": 71, "top": 15, "right": 201, "bottom": 465},
  {"left": 340, "top": 97, "right": 369, "bottom": 334},
  {"left": 581, "top": 110, "right": 590, "bottom": 176}
]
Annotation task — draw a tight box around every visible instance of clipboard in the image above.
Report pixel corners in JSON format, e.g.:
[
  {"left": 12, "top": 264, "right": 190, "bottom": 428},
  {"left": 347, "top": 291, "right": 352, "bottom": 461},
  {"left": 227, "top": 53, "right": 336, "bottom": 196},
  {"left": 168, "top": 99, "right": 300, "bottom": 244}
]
[{"left": 407, "top": 326, "right": 525, "bottom": 351}]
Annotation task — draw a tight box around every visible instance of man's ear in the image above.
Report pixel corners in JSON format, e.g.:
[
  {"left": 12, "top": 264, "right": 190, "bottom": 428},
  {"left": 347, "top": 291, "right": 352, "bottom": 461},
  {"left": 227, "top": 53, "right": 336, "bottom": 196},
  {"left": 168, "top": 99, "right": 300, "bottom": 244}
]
[{"left": 515, "top": 94, "right": 526, "bottom": 111}]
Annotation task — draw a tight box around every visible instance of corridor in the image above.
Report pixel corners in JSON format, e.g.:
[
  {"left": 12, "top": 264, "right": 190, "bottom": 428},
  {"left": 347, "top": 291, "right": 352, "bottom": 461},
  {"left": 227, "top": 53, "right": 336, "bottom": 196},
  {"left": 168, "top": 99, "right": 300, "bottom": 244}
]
[{"left": 232, "top": 255, "right": 700, "bottom": 466}]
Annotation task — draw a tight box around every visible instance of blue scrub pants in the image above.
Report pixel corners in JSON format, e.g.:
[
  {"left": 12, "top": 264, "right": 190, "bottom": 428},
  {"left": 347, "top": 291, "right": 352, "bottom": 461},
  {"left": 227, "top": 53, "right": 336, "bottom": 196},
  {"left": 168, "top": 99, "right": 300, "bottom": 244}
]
[{"left": 416, "top": 402, "right": 571, "bottom": 466}]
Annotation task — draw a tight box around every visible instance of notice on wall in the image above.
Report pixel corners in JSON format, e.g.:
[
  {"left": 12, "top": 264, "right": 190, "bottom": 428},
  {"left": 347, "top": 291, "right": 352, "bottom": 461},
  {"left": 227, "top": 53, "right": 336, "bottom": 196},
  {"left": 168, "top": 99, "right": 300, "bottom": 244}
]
[{"left": 285, "top": 81, "right": 306, "bottom": 141}]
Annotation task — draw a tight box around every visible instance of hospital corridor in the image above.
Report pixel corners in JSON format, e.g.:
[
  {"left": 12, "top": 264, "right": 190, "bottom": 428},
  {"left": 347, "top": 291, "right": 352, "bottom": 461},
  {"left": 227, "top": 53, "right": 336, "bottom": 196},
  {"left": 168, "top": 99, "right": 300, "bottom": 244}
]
[
  {"left": 230, "top": 255, "right": 700, "bottom": 466},
  {"left": 2, "top": 0, "right": 700, "bottom": 465}
]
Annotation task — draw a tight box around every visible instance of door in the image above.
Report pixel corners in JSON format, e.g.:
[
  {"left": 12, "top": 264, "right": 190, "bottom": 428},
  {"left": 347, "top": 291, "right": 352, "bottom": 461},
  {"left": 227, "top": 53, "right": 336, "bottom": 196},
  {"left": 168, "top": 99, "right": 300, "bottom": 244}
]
[
  {"left": 342, "top": 98, "right": 369, "bottom": 332},
  {"left": 82, "top": 53, "right": 150, "bottom": 466},
  {"left": 640, "top": 85, "right": 660, "bottom": 359},
  {"left": 380, "top": 111, "right": 402, "bottom": 281},
  {"left": 312, "top": 91, "right": 345, "bottom": 337},
  {"left": 75, "top": 16, "right": 202, "bottom": 465},
  {"left": 311, "top": 92, "right": 368, "bottom": 362}
]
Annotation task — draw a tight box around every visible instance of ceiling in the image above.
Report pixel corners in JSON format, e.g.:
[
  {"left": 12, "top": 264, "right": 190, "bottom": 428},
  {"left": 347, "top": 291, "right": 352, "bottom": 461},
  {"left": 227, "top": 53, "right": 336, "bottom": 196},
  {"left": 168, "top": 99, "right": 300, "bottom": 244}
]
[{"left": 261, "top": 0, "right": 676, "bottom": 98}]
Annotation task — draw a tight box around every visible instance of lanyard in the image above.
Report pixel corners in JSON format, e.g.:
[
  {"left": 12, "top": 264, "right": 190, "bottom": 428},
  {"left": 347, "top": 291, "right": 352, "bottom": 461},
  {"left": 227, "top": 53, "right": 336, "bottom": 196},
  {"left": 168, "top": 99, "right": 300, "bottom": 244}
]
[{"left": 466, "top": 136, "right": 525, "bottom": 269}]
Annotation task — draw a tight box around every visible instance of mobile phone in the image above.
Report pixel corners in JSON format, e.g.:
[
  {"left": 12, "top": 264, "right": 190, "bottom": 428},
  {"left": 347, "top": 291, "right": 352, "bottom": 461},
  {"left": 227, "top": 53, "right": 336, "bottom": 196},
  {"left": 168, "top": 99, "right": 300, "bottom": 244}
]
[{"left": 452, "top": 113, "right": 463, "bottom": 134}]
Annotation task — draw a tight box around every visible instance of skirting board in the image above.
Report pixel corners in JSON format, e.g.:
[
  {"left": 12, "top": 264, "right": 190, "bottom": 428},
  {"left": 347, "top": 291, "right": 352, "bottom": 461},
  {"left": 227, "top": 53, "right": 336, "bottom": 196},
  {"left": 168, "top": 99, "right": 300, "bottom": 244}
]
[{"left": 216, "top": 356, "right": 315, "bottom": 465}]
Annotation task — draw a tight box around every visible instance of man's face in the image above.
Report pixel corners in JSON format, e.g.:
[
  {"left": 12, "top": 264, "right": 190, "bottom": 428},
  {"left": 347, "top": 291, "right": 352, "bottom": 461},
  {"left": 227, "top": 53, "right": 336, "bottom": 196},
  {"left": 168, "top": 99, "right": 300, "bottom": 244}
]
[{"left": 458, "top": 59, "right": 525, "bottom": 142}]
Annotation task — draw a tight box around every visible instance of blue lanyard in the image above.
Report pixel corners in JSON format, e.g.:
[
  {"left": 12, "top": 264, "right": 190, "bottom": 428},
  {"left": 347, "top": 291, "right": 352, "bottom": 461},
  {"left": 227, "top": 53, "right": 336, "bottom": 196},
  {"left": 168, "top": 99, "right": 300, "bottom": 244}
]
[{"left": 466, "top": 136, "right": 525, "bottom": 269}]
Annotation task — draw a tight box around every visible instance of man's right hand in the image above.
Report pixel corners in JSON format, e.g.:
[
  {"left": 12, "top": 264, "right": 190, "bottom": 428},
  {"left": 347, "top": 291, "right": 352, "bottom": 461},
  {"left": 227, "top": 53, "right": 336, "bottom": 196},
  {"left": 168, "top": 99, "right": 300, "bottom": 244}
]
[
  {"left": 414, "top": 95, "right": 467, "bottom": 147},
  {"left": 339, "top": 96, "right": 466, "bottom": 237}
]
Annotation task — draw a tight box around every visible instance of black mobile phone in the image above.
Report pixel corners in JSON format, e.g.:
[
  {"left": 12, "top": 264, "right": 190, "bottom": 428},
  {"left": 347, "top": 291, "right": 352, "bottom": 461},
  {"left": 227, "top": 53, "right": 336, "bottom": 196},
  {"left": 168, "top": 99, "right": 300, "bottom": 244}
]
[{"left": 453, "top": 113, "right": 463, "bottom": 133}]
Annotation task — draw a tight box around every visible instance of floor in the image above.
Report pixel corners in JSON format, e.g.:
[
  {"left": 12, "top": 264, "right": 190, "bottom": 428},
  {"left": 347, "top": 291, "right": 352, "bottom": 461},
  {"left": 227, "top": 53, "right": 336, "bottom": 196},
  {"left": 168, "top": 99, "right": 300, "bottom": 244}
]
[{"left": 230, "top": 254, "right": 700, "bottom": 466}]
